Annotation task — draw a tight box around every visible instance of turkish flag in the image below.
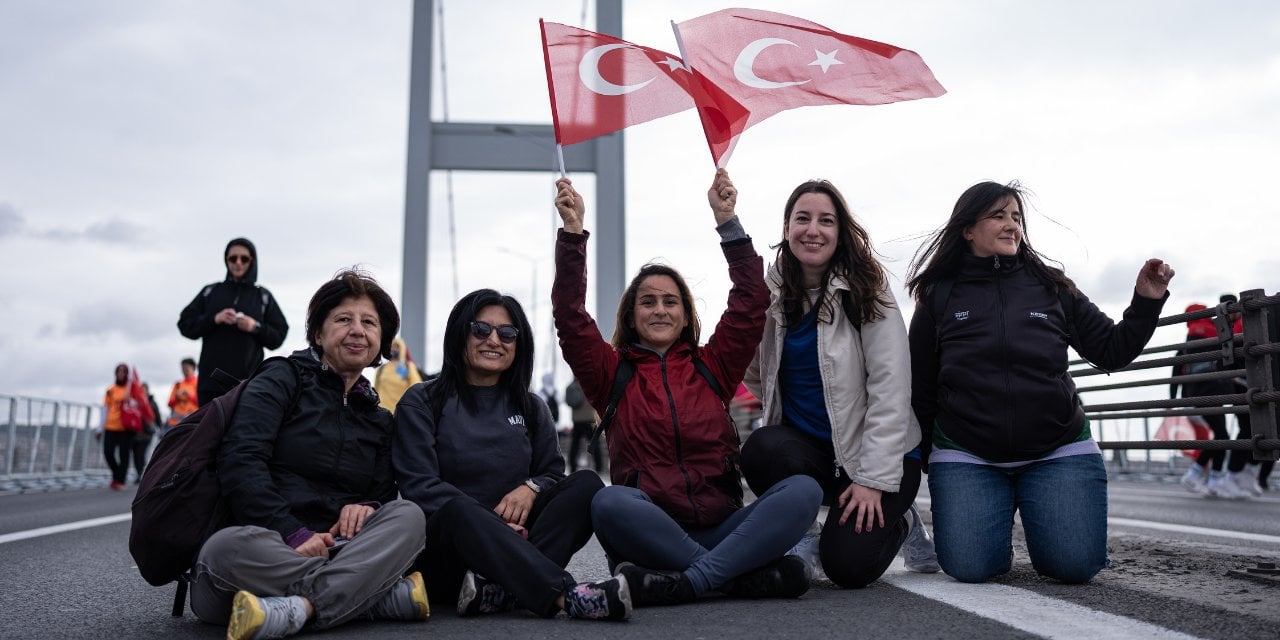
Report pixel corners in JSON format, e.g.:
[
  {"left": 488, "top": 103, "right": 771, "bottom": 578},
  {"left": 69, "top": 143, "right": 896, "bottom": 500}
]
[
  {"left": 127, "top": 366, "right": 156, "bottom": 426},
  {"left": 541, "top": 20, "right": 699, "bottom": 146},
  {"left": 674, "top": 8, "right": 946, "bottom": 132}
]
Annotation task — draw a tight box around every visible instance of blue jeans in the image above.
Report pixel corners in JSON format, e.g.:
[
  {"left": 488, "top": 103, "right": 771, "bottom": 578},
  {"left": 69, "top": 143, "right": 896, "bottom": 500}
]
[
  {"left": 591, "top": 475, "right": 821, "bottom": 594},
  {"left": 928, "top": 454, "right": 1107, "bottom": 584}
]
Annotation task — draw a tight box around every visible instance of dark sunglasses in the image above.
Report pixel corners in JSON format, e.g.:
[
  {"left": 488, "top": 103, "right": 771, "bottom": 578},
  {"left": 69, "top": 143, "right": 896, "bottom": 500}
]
[
  {"left": 470, "top": 321, "right": 518, "bottom": 344},
  {"left": 226, "top": 255, "right": 252, "bottom": 264}
]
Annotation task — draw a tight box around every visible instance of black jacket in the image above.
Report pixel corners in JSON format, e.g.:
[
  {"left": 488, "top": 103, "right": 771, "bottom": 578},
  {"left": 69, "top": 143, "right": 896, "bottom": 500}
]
[
  {"left": 178, "top": 239, "right": 288, "bottom": 399},
  {"left": 217, "top": 350, "right": 396, "bottom": 540},
  {"left": 909, "top": 253, "right": 1167, "bottom": 462}
]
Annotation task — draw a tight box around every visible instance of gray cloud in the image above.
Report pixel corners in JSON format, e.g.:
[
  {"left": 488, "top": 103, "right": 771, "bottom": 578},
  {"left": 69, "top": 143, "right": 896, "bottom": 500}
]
[
  {"left": 0, "top": 202, "right": 22, "bottom": 237},
  {"left": 25, "top": 216, "right": 145, "bottom": 244},
  {"left": 64, "top": 298, "right": 172, "bottom": 340}
]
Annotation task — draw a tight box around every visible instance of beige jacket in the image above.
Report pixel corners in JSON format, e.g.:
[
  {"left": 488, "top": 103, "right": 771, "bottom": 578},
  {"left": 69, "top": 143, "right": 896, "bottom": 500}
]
[{"left": 743, "top": 266, "right": 921, "bottom": 492}]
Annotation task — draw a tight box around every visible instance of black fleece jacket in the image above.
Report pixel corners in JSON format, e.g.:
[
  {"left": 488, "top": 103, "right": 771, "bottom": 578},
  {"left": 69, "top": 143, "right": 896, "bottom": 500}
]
[{"left": 909, "top": 253, "right": 1167, "bottom": 463}]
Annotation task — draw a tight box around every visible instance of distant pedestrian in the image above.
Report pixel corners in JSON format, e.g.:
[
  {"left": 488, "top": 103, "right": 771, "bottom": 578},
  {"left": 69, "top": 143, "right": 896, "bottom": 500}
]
[
  {"left": 178, "top": 237, "right": 288, "bottom": 407},
  {"left": 129, "top": 383, "right": 162, "bottom": 481},
  {"left": 564, "top": 379, "right": 603, "bottom": 472},
  {"left": 99, "top": 363, "right": 134, "bottom": 490},
  {"left": 165, "top": 357, "right": 199, "bottom": 434},
  {"left": 374, "top": 337, "right": 422, "bottom": 414},
  {"left": 540, "top": 372, "right": 561, "bottom": 425}
]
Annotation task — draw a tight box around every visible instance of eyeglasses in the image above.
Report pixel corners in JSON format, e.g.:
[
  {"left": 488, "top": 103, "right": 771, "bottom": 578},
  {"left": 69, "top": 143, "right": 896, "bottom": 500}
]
[
  {"left": 227, "top": 255, "right": 252, "bottom": 264},
  {"left": 469, "top": 321, "right": 519, "bottom": 344}
]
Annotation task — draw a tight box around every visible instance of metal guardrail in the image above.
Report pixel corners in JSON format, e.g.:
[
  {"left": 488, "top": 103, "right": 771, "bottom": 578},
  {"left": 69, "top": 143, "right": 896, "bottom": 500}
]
[
  {"left": 1075, "top": 289, "right": 1279, "bottom": 468},
  {"left": 1, "top": 394, "right": 104, "bottom": 478}
]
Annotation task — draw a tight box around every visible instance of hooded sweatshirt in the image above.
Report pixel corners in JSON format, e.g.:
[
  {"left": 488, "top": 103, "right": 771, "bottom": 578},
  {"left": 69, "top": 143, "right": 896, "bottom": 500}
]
[{"left": 178, "top": 238, "right": 289, "bottom": 403}]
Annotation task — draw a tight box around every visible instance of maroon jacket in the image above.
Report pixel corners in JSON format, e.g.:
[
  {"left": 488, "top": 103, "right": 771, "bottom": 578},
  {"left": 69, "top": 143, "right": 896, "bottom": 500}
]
[{"left": 552, "top": 229, "right": 767, "bottom": 527}]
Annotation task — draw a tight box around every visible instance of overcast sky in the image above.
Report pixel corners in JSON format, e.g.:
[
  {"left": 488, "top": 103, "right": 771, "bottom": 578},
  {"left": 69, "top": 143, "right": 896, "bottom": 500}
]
[{"left": 2, "top": 0, "right": 1277, "bottom": 413}]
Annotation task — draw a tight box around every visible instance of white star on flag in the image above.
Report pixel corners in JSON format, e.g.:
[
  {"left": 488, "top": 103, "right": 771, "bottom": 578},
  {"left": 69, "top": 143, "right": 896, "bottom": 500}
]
[
  {"left": 808, "top": 50, "right": 842, "bottom": 73},
  {"left": 657, "top": 57, "right": 690, "bottom": 72}
]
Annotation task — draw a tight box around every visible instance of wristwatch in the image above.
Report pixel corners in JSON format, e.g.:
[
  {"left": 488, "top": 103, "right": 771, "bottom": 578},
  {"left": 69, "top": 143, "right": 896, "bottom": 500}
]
[{"left": 524, "top": 479, "right": 541, "bottom": 494}]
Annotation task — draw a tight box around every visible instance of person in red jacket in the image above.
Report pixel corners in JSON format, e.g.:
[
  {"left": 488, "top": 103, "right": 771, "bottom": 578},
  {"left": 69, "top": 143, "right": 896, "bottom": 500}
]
[{"left": 551, "top": 171, "right": 822, "bottom": 607}]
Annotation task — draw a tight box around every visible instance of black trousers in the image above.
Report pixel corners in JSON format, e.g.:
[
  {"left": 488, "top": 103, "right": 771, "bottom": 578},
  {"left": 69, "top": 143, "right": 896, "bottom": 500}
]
[
  {"left": 417, "top": 470, "right": 603, "bottom": 617},
  {"left": 740, "top": 424, "right": 921, "bottom": 588},
  {"left": 102, "top": 430, "right": 132, "bottom": 484}
]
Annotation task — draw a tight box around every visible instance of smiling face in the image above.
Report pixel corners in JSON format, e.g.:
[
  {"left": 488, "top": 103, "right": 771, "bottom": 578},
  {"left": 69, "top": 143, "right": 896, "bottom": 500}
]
[
  {"left": 631, "top": 275, "right": 689, "bottom": 354},
  {"left": 964, "top": 194, "right": 1023, "bottom": 258},
  {"left": 785, "top": 191, "right": 839, "bottom": 286},
  {"left": 465, "top": 304, "right": 517, "bottom": 386},
  {"left": 316, "top": 296, "right": 382, "bottom": 377}
]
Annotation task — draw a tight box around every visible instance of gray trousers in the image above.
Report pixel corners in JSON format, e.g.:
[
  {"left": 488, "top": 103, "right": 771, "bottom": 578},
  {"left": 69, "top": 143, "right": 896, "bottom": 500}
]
[{"left": 190, "top": 499, "right": 425, "bottom": 629}]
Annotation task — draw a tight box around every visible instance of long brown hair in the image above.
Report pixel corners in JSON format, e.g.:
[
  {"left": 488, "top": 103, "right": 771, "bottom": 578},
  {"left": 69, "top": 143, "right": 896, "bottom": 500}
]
[{"left": 772, "top": 180, "right": 891, "bottom": 326}]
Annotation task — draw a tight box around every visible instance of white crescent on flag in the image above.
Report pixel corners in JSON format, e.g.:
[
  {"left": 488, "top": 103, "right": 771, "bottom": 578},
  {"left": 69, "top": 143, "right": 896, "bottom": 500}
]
[
  {"left": 579, "top": 44, "right": 656, "bottom": 96},
  {"left": 733, "top": 38, "right": 811, "bottom": 89}
]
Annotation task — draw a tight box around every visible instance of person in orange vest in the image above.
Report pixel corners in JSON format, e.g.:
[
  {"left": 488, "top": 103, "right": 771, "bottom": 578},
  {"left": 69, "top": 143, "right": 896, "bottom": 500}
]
[
  {"left": 166, "top": 357, "right": 199, "bottom": 434},
  {"left": 99, "top": 363, "right": 133, "bottom": 490}
]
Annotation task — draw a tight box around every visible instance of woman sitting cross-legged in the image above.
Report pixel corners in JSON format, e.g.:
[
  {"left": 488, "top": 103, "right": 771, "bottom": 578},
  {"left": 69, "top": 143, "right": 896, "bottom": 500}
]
[
  {"left": 190, "top": 270, "right": 429, "bottom": 640},
  {"left": 394, "top": 289, "right": 630, "bottom": 621},
  {"left": 551, "top": 171, "right": 822, "bottom": 607}
]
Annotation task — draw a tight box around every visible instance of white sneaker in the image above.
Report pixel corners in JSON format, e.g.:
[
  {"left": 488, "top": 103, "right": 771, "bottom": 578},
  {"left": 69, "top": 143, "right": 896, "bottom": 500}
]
[
  {"left": 900, "top": 503, "right": 941, "bottom": 573},
  {"left": 787, "top": 533, "right": 824, "bottom": 582},
  {"left": 1231, "top": 471, "right": 1264, "bottom": 498},
  {"left": 1180, "top": 465, "right": 1207, "bottom": 493},
  {"left": 1207, "top": 471, "right": 1251, "bottom": 499}
]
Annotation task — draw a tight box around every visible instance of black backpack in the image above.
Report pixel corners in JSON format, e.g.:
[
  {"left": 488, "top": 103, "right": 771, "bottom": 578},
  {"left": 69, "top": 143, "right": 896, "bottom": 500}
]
[{"left": 129, "top": 356, "right": 298, "bottom": 616}]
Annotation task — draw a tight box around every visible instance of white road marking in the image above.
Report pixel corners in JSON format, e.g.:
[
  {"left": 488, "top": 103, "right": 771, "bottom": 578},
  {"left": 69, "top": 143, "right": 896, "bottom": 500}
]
[
  {"left": 1107, "top": 517, "right": 1280, "bottom": 544},
  {"left": 0, "top": 513, "right": 131, "bottom": 545},
  {"left": 882, "top": 559, "right": 1203, "bottom": 640},
  {"left": 915, "top": 497, "right": 1280, "bottom": 545}
]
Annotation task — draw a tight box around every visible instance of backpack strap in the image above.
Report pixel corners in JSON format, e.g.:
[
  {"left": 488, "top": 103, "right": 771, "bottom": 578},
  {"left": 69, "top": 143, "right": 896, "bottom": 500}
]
[
  {"left": 588, "top": 359, "right": 635, "bottom": 454},
  {"left": 838, "top": 289, "right": 863, "bottom": 334},
  {"left": 588, "top": 354, "right": 728, "bottom": 453}
]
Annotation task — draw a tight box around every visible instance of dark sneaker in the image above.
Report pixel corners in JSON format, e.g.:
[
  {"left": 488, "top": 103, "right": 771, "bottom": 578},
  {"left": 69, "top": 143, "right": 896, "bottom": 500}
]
[
  {"left": 227, "top": 591, "right": 308, "bottom": 640},
  {"left": 563, "top": 576, "right": 632, "bottom": 621},
  {"left": 615, "top": 562, "right": 696, "bottom": 607},
  {"left": 457, "top": 571, "right": 516, "bottom": 616},
  {"left": 366, "top": 571, "right": 430, "bottom": 621},
  {"left": 722, "top": 555, "right": 809, "bottom": 599}
]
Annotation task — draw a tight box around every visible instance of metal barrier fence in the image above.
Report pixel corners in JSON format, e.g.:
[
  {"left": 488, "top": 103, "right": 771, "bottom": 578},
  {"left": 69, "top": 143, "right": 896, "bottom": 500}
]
[
  {"left": 1077, "top": 289, "right": 1280, "bottom": 471},
  {"left": 1, "top": 394, "right": 104, "bottom": 479}
]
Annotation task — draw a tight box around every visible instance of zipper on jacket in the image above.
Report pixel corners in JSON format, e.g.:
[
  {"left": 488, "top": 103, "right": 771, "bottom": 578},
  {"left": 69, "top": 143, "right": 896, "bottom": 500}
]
[
  {"left": 996, "top": 269, "right": 1014, "bottom": 457},
  {"left": 659, "top": 356, "right": 700, "bottom": 523}
]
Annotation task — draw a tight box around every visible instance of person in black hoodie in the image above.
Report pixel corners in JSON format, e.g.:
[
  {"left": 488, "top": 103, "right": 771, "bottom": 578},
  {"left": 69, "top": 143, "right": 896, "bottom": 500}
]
[
  {"left": 178, "top": 237, "right": 289, "bottom": 406},
  {"left": 906, "top": 181, "right": 1174, "bottom": 585}
]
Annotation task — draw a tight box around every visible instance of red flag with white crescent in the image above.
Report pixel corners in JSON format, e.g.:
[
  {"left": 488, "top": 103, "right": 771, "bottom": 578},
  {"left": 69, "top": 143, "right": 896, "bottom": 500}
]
[
  {"left": 128, "top": 366, "right": 156, "bottom": 426},
  {"left": 539, "top": 19, "right": 748, "bottom": 165},
  {"left": 674, "top": 8, "right": 946, "bottom": 132}
]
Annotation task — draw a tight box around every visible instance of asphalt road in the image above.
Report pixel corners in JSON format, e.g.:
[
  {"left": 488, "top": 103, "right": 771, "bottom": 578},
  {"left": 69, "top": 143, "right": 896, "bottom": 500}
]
[{"left": 2, "top": 473, "right": 1277, "bottom": 640}]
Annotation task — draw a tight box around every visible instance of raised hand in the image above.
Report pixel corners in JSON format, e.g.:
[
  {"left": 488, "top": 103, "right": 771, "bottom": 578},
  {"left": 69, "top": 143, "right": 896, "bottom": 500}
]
[
  {"left": 1135, "top": 258, "right": 1175, "bottom": 299},
  {"left": 707, "top": 168, "right": 738, "bottom": 226},
  {"left": 554, "top": 178, "right": 585, "bottom": 234}
]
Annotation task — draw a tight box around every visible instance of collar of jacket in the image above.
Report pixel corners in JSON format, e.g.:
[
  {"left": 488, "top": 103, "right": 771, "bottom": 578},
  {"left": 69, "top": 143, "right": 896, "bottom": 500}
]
[
  {"left": 959, "top": 251, "right": 1024, "bottom": 278},
  {"left": 765, "top": 263, "right": 852, "bottom": 324},
  {"left": 294, "top": 348, "right": 381, "bottom": 407}
]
